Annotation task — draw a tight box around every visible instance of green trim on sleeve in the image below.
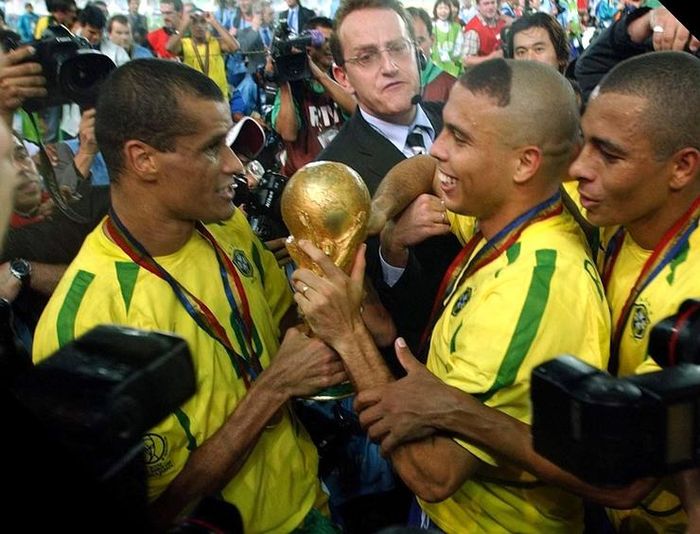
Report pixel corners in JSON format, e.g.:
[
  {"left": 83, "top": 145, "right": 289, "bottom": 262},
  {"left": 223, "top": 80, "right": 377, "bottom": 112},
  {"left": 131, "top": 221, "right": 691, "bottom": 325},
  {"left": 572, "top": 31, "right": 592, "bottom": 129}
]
[
  {"left": 56, "top": 270, "right": 96, "bottom": 348},
  {"left": 115, "top": 261, "right": 140, "bottom": 312},
  {"left": 476, "top": 249, "right": 557, "bottom": 403},
  {"left": 174, "top": 408, "right": 198, "bottom": 452}
]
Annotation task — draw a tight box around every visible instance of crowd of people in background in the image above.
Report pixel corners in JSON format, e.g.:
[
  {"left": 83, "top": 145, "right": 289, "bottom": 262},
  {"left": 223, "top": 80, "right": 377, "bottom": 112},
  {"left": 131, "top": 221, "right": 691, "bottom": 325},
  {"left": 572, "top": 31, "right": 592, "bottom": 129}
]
[{"left": 1, "top": 0, "right": 699, "bottom": 532}]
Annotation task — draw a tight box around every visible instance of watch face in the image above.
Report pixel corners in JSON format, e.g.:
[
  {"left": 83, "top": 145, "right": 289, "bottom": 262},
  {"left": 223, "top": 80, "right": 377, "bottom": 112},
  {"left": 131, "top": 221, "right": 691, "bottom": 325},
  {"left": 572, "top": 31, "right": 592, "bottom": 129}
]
[{"left": 10, "top": 259, "right": 31, "bottom": 280}]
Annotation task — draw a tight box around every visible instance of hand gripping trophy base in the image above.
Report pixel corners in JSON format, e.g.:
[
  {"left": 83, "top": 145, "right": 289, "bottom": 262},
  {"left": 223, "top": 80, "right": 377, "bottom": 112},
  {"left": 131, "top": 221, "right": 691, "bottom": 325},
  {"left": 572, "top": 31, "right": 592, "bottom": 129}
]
[{"left": 281, "top": 161, "right": 371, "bottom": 401}]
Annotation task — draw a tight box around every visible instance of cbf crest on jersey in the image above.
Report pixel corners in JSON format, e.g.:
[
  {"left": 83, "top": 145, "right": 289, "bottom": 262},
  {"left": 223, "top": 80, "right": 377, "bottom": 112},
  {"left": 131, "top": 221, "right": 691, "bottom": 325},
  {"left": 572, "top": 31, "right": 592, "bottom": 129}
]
[
  {"left": 232, "top": 249, "right": 253, "bottom": 278},
  {"left": 631, "top": 302, "right": 651, "bottom": 340},
  {"left": 452, "top": 287, "right": 473, "bottom": 316}
]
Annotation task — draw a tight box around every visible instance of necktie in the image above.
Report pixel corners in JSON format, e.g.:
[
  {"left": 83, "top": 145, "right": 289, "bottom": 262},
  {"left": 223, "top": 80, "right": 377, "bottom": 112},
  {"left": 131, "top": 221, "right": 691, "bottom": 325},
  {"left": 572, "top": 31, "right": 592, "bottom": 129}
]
[
  {"left": 406, "top": 126, "right": 427, "bottom": 156},
  {"left": 261, "top": 27, "right": 270, "bottom": 47},
  {"left": 288, "top": 9, "right": 297, "bottom": 33}
]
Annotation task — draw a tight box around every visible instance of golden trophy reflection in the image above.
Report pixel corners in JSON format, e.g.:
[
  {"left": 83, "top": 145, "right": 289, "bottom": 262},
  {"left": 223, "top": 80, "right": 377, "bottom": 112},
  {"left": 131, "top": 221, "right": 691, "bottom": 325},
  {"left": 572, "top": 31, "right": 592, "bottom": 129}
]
[{"left": 281, "top": 161, "right": 371, "bottom": 400}]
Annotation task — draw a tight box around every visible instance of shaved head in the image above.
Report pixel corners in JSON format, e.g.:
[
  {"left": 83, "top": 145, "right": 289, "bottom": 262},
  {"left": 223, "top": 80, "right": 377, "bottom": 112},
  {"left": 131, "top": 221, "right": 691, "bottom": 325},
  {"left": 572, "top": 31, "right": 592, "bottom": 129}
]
[
  {"left": 459, "top": 59, "right": 579, "bottom": 178},
  {"left": 595, "top": 51, "right": 700, "bottom": 161}
]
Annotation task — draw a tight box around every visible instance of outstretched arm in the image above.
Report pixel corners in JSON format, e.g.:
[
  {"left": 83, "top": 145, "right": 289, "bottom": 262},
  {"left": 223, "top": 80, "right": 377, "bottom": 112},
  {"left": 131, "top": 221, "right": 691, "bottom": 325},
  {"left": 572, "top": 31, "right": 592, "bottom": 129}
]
[
  {"left": 355, "top": 342, "right": 657, "bottom": 509},
  {"left": 150, "top": 326, "right": 347, "bottom": 528},
  {"left": 368, "top": 154, "right": 440, "bottom": 235}
]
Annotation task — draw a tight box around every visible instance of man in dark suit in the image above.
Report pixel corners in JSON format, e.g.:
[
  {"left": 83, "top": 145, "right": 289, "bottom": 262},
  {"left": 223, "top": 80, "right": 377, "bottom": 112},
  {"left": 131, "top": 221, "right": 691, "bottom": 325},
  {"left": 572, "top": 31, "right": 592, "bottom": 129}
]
[
  {"left": 278, "top": 0, "right": 315, "bottom": 35},
  {"left": 320, "top": 0, "right": 460, "bottom": 356}
]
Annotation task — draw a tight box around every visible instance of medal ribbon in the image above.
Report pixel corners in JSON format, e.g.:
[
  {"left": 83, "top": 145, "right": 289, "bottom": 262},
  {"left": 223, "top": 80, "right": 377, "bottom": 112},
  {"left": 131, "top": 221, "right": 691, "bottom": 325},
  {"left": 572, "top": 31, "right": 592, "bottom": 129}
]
[
  {"left": 105, "top": 210, "right": 261, "bottom": 388},
  {"left": 603, "top": 195, "right": 700, "bottom": 375},
  {"left": 192, "top": 37, "right": 211, "bottom": 75},
  {"left": 419, "top": 191, "right": 563, "bottom": 352}
]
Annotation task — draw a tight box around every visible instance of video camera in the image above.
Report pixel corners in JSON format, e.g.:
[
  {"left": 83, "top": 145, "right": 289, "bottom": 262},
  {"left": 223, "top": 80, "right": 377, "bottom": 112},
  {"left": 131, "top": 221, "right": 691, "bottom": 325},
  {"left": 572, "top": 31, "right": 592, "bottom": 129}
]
[
  {"left": 3, "top": 325, "right": 195, "bottom": 530},
  {"left": 2, "top": 25, "right": 115, "bottom": 111},
  {"left": 531, "top": 299, "right": 700, "bottom": 486},
  {"left": 269, "top": 21, "right": 325, "bottom": 82},
  {"left": 234, "top": 165, "right": 288, "bottom": 242}
]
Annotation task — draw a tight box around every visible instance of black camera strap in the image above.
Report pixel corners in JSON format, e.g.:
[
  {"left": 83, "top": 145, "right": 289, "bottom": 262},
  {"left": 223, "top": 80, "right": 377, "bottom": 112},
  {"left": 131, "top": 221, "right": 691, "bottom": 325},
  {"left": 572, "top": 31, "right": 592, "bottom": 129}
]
[
  {"left": 191, "top": 37, "right": 211, "bottom": 76},
  {"left": 24, "top": 112, "right": 89, "bottom": 224}
]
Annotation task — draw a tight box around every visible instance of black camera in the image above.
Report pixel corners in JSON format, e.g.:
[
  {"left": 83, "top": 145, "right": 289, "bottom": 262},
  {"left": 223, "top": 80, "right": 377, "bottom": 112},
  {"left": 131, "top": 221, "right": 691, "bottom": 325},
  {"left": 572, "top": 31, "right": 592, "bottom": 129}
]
[
  {"left": 648, "top": 299, "right": 700, "bottom": 368},
  {"left": 4, "top": 325, "right": 195, "bottom": 531},
  {"left": 5, "top": 25, "right": 116, "bottom": 111},
  {"left": 269, "top": 21, "right": 324, "bottom": 82},
  {"left": 234, "top": 168, "right": 288, "bottom": 242},
  {"left": 531, "top": 299, "right": 700, "bottom": 486},
  {"left": 531, "top": 356, "right": 700, "bottom": 485}
]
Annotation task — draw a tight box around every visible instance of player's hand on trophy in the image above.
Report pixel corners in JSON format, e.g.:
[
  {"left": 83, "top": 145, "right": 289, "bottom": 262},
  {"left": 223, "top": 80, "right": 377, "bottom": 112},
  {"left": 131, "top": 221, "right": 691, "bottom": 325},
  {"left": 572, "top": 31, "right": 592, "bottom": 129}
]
[
  {"left": 292, "top": 240, "right": 366, "bottom": 350},
  {"left": 266, "top": 325, "right": 347, "bottom": 398}
]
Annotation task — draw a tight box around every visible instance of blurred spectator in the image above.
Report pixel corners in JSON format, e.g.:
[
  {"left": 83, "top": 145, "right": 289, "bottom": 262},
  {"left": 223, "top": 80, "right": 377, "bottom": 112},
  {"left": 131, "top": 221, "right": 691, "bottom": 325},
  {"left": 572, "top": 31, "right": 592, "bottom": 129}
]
[
  {"left": 93, "top": 0, "right": 109, "bottom": 17},
  {"left": 462, "top": 0, "right": 506, "bottom": 67},
  {"left": 107, "top": 14, "right": 153, "bottom": 59},
  {"left": 432, "top": 0, "right": 464, "bottom": 77},
  {"left": 127, "top": 0, "right": 149, "bottom": 46},
  {"left": 278, "top": 0, "right": 315, "bottom": 35},
  {"left": 60, "top": 3, "right": 129, "bottom": 140},
  {"left": 34, "top": 0, "right": 78, "bottom": 39},
  {"left": 459, "top": 0, "right": 477, "bottom": 24},
  {"left": 506, "top": 12, "right": 570, "bottom": 73},
  {"left": 17, "top": 3, "right": 39, "bottom": 43},
  {"left": 147, "top": 0, "right": 182, "bottom": 58},
  {"left": 167, "top": 9, "right": 239, "bottom": 101},
  {"left": 407, "top": 6, "right": 456, "bottom": 102}
]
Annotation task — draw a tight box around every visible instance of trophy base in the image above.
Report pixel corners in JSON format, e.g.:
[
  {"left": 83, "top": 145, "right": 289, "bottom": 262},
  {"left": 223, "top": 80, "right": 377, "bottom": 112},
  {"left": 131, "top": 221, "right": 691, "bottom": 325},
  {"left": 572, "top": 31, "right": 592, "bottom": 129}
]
[{"left": 305, "top": 381, "right": 354, "bottom": 401}]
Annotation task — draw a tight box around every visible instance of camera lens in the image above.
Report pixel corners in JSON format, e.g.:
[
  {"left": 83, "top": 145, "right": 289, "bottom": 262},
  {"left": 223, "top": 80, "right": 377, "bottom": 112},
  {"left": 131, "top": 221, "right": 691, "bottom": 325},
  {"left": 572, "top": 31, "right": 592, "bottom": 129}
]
[{"left": 59, "top": 51, "right": 116, "bottom": 108}]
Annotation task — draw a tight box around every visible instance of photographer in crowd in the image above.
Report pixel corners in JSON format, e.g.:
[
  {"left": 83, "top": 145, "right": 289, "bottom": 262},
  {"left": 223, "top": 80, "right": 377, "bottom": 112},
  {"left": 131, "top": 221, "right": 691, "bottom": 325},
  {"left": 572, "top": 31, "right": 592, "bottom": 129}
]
[
  {"left": 271, "top": 16, "right": 354, "bottom": 177},
  {"left": 60, "top": 3, "right": 129, "bottom": 141},
  {"left": 147, "top": 0, "right": 182, "bottom": 59},
  {"left": 166, "top": 7, "right": 239, "bottom": 101},
  {"left": 32, "top": 59, "right": 348, "bottom": 532},
  {"left": 107, "top": 14, "right": 154, "bottom": 60}
]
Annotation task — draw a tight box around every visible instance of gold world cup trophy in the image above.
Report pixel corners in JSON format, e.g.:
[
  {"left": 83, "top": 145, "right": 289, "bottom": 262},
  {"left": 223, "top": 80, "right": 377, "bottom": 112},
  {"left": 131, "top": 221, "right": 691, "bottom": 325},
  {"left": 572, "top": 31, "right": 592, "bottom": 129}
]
[{"left": 281, "top": 161, "right": 371, "bottom": 400}]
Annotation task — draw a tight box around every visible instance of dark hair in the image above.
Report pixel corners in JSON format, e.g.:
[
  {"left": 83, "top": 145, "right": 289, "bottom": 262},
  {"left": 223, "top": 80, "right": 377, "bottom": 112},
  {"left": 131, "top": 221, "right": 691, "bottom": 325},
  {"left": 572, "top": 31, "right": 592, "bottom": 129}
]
[
  {"left": 162, "top": 0, "right": 184, "bottom": 13},
  {"left": 304, "top": 16, "right": 333, "bottom": 31},
  {"left": 107, "top": 14, "right": 129, "bottom": 33},
  {"left": 25, "top": 3, "right": 33, "bottom": 8},
  {"left": 330, "top": 0, "right": 414, "bottom": 67},
  {"left": 95, "top": 59, "right": 224, "bottom": 181},
  {"left": 459, "top": 58, "right": 512, "bottom": 107},
  {"left": 505, "top": 12, "right": 569, "bottom": 73},
  {"left": 48, "top": 0, "right": 76, "bottom": 13},
  {"left": 432, "top": 0, "right": 453, "bottom": 22},
  {"left": 0, "top": 8, "right": 5, "bottom": 21},
  {"left": 597, "top": 51, "right": 700, "bottom": 160},
  {"left": 407, "top": 6, "right": 432, "bottom": 37},
  {"left": 78, "top": 3, "right": 107, "bottom": 30}
]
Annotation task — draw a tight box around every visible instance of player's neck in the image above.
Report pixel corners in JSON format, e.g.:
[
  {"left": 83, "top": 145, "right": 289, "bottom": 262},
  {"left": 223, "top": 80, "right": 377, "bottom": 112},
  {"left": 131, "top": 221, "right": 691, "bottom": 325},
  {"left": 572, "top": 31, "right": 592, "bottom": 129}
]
[
  {"left": 109, "top": 195, "right": 195, "bottom": 257},
  {"left": 627, "top": 192, "right": 700, "bottom": 251}
]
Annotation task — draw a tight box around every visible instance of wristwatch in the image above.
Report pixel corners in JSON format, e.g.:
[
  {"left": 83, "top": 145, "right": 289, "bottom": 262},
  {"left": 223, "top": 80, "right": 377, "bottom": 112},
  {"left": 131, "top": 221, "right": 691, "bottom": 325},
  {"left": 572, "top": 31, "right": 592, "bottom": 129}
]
[{"left": 9, "top": 259, "right": 32, "bottom": 288}]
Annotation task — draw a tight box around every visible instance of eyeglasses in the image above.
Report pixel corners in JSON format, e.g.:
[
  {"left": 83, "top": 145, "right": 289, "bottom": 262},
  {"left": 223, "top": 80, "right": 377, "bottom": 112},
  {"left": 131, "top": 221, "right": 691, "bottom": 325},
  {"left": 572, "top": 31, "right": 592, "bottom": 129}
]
[{"left": 344, "top": 39, "right": 414, "bottom": 69}]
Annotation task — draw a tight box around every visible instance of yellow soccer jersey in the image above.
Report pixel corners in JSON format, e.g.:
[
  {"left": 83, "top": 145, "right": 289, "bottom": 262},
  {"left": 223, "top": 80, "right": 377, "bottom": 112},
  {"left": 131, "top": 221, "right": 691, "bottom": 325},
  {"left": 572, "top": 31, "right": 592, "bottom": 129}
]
[
  {"left": 602, "top": 227, "right": 700, "bottom": 377},
  {"left": 182, "top": 37, "right": 229, "bottom": 100},
  {"left": 420, "top": 208, "right": 610, "bottom": 533},
  {"left": 33, "top": 210, "right": 322, "bottom": 534},
  {"left": 602, "top": 226, "right": 700, "bottom": 533}
]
